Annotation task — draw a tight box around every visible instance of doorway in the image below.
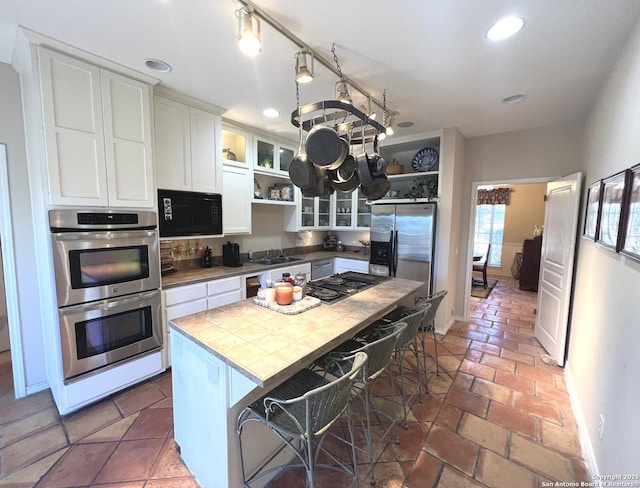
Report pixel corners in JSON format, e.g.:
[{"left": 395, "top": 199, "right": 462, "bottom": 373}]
[
  {"left": 464, "top": 177, "right": 553, "bottom": 320},
  {"left": 0, "top": 143, "right": 25, "bottom": 398}
]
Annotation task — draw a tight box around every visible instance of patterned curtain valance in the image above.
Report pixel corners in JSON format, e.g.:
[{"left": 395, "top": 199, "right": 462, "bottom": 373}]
[{"left": 477, "top": 187, "right": 512, "bottom": 205}]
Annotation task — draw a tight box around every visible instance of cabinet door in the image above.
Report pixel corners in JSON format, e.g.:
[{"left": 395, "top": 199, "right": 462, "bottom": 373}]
[
  {"left": 222, "top": 165, "right": 252, "bottom": 234},
  {"left": 335, "top": 257, "right": 369, "bottom": 274},
  {"left": 39, "top": 47, "right": 108, "bottom": 205},
  {"left": 355, "top": 188, "right": 372, "bottom": 229},
  {"left": 190, "top": 107, "right": 222, "bottom": 194},
  {"left": 154, "top": 96, "right": 191, "bottom": 191},
  {"left": 334, "top": 192, "right": 354, "bottom": 229},
  {"left": 268, "top": 263, "right": 312, "bottom": 283},
  {"left": 101, "top": 71, "right": 154, "bottom": 207}
]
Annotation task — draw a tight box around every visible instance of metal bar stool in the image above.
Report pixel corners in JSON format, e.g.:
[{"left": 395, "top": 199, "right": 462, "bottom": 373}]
[
  {"left": 380, "top": 290, "right": 448, "bottom": 393},
  {"left": 237, "top": 351, "right": 367, "bottom": 488},
  {"left": 358, "top": 303, "right": 432, "bottom": 430},
  {"left": 315, "top": 321, "right": 407, "bottom": 485},
  {"left": 414, "top": 290, "right": 448, "bottom": 383}
]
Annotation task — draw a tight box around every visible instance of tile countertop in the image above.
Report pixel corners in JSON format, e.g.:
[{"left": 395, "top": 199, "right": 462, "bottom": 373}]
[
  {"left": 161, "top": 250, "right": 369, "bottom": 289},
  {"left": 168, "top": 277, "right": 425, "bottom": 389}
]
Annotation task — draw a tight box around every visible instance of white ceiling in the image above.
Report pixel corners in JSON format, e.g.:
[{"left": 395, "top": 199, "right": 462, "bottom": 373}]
[{"left": 2, "top": 0, "right": 640, "bottom": 143}]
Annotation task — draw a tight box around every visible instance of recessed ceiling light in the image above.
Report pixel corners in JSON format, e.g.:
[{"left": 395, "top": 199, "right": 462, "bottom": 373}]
[
  {"left": 486, "top": 16, "right": 525, "bottom": 41},
  {"left": 263, "top": 108, "right": 279, "bottom": 118},
  {"left": 502, "top": 94, "right": 526, "bottom": 104},
  {"left": 143, "top": 58, "right": 172, "bottom": 73},
  {"left": 397, "top": 121, "right": 414, "bottom": 128}
]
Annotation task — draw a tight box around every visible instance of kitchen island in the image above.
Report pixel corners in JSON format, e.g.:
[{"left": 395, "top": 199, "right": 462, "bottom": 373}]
[{"left": 169, "top": 277, "right": 425, "bottom": 488}]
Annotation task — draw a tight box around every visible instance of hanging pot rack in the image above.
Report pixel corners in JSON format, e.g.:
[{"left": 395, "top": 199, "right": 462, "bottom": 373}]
[{"left": 291, "top": 100, "right": 386, "bottom": 145}]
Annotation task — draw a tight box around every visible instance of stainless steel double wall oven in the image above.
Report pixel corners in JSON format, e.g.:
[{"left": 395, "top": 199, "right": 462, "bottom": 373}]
[{"left": 49, "top": 209, "right": 162, "bottom": 382}]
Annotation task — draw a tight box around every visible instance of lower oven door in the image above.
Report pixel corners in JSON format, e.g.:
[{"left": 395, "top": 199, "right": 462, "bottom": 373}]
[{"left": 58, "top": 290, "right": 162, "bottom": 382}]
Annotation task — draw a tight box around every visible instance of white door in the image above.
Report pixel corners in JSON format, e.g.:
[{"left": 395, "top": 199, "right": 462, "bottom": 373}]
[{"left": 535, "top": 172, "right": 582, "bottom": 366}]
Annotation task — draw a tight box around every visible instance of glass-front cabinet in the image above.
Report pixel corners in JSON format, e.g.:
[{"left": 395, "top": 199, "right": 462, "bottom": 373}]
[
  {"left": 285, "top": 189, "right": 331, "bottom": 231},
  {"left": 255, "top": 137, "right": 295, "bottom": 175},
  {"left": 221, "top": 124, "right": 251, "bottom": 167},
  {"left": 332, "top": 188, "right": 371, "bottom": 229}
]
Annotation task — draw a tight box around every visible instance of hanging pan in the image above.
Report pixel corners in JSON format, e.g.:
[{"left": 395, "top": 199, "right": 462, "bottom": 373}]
[
  {"left": 305, "top": 124, "right": 343, "bottom": 168},
  {"left": 361, "top": 174, "right": 390, "bottom": 201}
]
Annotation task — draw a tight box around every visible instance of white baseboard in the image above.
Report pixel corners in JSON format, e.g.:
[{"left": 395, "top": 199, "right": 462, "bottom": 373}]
[
  {"left": 25, "top": 380, "right": 49, "bottom": 396},
  {"left": 564, "top": 364, "right": 598, "bottom": 478}
]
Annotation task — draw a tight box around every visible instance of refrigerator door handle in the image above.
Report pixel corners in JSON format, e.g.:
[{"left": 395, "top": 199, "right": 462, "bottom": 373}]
[{"left": 392, "top": 230, "right": 399, "bottom": 276}]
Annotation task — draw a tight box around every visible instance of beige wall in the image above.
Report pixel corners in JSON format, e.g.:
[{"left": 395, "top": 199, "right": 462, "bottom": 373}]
[
  {"left": 566, "top": 16, "right": 640, "bottom": 474},
  {"left": 503, "top": 183, "right": 547, "bottom": 243},
  {"left": 487, "top": 182, "right": 547, "bottom": 277},
  {"left": 457, "top": 122, "right": 584, "bottom": 312}
]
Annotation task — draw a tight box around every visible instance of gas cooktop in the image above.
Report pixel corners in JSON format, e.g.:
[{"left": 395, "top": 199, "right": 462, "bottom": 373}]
[{"left": 306, "top": 272, "right": 390, "bottom": 305}]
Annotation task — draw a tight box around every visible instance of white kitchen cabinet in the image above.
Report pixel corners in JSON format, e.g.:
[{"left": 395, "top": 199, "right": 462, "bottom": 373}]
[
  {"left": 207, "top": 276, "right": 243, "bottom": 308},
  {"left": 155, "top": 96, "right": 222, "bottom": 194},
  {"left": 284, "top": 188, "right": 331, "bottom": 231},
  {"left": 162, "top": 276, "right": 243, "bottom": 366},
  {"left": 333, "top": 188, "right": 371, "bottom": 230},
  {"left": 39, "top": 46, "right": 154, "bottom": 207},
  {"left": 254, "top": 137, "right": 295, "bottom": 175},
  {"left": 223, "top": 164, "right": 252, "bottom": 235},
  {"left": 334, "top": 257, "right": 369, "bottom": 274},
  {"left": 222, "top": 124, "right": 251, "bottom": 167},
  {"left": 163, "top": 283, "right": 207, "bottom": 368},
  {"left": 267, "top": 263, "right": 312, "bottom": 284}
]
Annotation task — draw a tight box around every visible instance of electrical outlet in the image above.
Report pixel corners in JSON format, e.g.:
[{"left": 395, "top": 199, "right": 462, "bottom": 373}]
[{"left": 598, "top": 414, "right": 605, "bottom": 439}]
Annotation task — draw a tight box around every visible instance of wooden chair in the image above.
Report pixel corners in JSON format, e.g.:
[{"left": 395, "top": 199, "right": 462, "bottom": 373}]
[{"left": 473, "top": 244, "right": 491, "bottom": 288}]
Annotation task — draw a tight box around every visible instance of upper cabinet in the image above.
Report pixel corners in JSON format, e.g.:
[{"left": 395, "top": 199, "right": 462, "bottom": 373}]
[
  {"left": 285, "top": 189, "right": 331, "bottom": 231},
  {"left": 39, "top": 47, "right": 154, "bottom": 207},
  {"left": 221, "top": 124, "right": 251, "bottom": 168},
  {"left": 251, "top": 134, "right": 297, "bottom": 207},
  {"left": 254, "top": 137, "right": 295, "bottom": 176},
  {"left": 155, "top": 96, "right": 222, "bottom": 194},
  {"left": 333, "top": 188, "right": 371, "bottom": 230}
]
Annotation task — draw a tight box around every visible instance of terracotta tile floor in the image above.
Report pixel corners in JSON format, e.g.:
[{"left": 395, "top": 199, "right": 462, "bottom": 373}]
[{"left": 0, "top": 276, "right": 589, "bottom": 487}]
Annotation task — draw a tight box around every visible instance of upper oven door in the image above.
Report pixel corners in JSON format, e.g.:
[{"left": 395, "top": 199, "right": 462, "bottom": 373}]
[{"left": 51, "top": 229, "right": 160, "bottom": 307}]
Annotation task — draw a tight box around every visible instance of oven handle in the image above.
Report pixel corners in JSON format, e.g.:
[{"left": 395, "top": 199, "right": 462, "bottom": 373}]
[
  {"left": 52, "top": 230, "right": 157, "bottom": 241},
  {"left": 59, "top": 290, "right": 160, "bottom": 315}
]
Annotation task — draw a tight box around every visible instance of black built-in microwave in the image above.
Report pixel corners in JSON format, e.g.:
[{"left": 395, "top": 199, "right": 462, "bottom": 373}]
[{"left": 157, "top": 189, "right": 223, "bottom": 237}]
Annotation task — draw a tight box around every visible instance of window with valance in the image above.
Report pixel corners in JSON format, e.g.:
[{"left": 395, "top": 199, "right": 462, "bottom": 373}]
[{"left": 477, "top": 187, "right": 512, "bottom": 205}]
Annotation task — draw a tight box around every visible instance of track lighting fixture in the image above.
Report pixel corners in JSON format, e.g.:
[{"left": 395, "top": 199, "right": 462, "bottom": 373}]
[
  {"left": 294, "top": 50, "right": 314, "bottom": 83},
  {"left": 335, "top": 80, "right": 351, "bottom": 103},
  {"left": 236, "top": 7, "right": 262, "bottom": 55}
]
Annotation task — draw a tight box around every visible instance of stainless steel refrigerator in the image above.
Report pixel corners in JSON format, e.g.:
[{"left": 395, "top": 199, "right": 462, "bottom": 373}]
[{"left": 369, "top": 202, "right": 436, "bottom": 294}]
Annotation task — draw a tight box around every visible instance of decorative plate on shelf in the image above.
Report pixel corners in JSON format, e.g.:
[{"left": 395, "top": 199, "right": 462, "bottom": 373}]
[{"left": 411, "top": 147, "right": 439, "bottom": 172}]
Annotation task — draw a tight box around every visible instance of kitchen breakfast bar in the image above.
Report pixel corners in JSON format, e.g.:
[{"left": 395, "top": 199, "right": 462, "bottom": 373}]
[{"left": 169, "top": 277, "right": 425, "bottom": 488}]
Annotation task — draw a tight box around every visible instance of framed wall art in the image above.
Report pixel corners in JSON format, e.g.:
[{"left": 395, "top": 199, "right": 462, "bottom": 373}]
[
  {"left": 597, "top": 170, "right": 630, "bottom": 252},
  {"left": 620, "top": 163, "right": 640, "bottom": 262},
  {"left": 583, "top": 179, "right": 602, "bottom": 241}
]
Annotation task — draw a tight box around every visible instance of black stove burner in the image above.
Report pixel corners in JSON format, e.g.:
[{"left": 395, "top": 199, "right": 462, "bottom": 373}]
[
  {"left": 312, "top": 288, "right": 339, "bottom": 299},
  {"left": 325, "top": 276, "right": 346, "bottom": 285},
  {"left": 308, "top": 272, "right": 390, "bottom": 304}
]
